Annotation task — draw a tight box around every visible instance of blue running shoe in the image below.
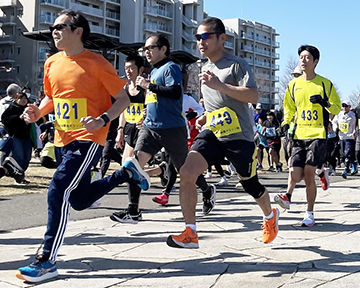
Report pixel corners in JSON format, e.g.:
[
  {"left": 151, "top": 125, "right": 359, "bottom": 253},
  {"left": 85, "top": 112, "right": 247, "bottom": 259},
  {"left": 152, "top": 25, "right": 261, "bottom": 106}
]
[
  {"left": 16, "top": 258, "right": 58, "bottom": 283},
  {"left": 351, "top": 161, "right": 358, "bottom": 175},
  {"left": 341, "top": 169, "right": 347, "bottom": 179},
  {"left": 123, "top": 157, "right": 150, "bottom": 190}
]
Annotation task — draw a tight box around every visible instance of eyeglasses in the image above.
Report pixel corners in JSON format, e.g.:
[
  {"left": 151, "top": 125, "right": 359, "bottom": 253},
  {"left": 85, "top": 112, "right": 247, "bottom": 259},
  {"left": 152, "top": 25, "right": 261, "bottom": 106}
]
[
  {"left": 143, "top": 45, "right": 159, "bottom": 52},
  {"left": 195, "top": 32, "right": 219, "bottom": 41},
  {"left": 49, "top": 23, "right": 75, "bottom": 32}
]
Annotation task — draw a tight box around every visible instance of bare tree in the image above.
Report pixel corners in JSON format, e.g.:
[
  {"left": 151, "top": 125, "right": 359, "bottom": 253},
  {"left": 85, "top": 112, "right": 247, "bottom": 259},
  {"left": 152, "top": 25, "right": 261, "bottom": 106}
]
[
  {"left": 348, "top": 85, "right": 360, "bottom": 106},
  {"left": 277, "top": 56, "right": 298, "bottom": 107}
]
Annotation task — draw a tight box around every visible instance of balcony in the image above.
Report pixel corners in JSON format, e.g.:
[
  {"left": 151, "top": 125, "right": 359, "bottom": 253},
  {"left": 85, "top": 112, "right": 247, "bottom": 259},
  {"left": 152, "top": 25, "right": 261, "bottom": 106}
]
[
  {"left": 255, "top": 60, "right": 270, "bottom": 68},
  {"left": 182, "top": 15, "right": 197, "bottom": 28},
  {"left": 0, "top": 69, "right": 16, "bottom": 81},
  {"left": 182, "top": 30, "right": 196, "bottom": 42},
  {"left": 143, "top": 23, "right": 172, "bottom": 34},
  {"left": 244, "top": 58, "right": 254, "bottom": 65},
  {"left": 0, "top": 35, "right": 16, "bottom": 45},
  {"left": 0, "top": 52, "right": 15, "bottom": 63},
  {"left": 272, "top": 52, "right": 280, "bottom": 59},
  {"left": 242, "top": 32, "right": 254, "bottom": 40},
  {"left": 243, "top": 45, "right": 254, "bottom": 53},
  {"left": 224, "top": 41, "right": 234, "bottom": 49},
  {"left": 272, "top": 64, "right": 279, "bottom": 70},
  {"left": 272, "top": 41, "right": 280, "bottom": 48},
  {"left": 106, "top": 10, "right": 120, "bottom": 21},
  {"left": 38, "top": 51, "right": 46, "bottom": 62},
  {"left": 144, "top": 6, "right": 172, "bottom": 19},
  {"left": 89, "top": 24, "right": 103, "bottom": 33},
  {"left": 0, "top": 15, "right": 16, "bottom": 26},
  {"left": 109, "top": 0, "right": 120, "bottom": 4},
  {"left": 40, "top": 0, "right": 66, "bottom": 8},
  {"left": 105, "top": 27, "right": 119, "bottom": 37},
  {"left": 0, "top": 0, "right": 17, "bottom": 7},
  {"left": 71, "top": 3, "right": 103, "bottom": 18},
  {"left": 39, "top": 15, "right": 56, "bottom": 25},
  {"left": 255, "top": 47, "right": 270, "bottom": 57},
  {"left": 255, "top": 36, "right": 271, "bottom": 45}
]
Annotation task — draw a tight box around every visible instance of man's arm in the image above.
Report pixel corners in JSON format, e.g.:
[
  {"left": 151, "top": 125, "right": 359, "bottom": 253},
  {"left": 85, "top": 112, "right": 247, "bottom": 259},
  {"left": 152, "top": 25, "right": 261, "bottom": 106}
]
[
  {"left": 81, "top": 88, "right": 130, "bottom": 132},
  {"left": 21, "top": 95, "right": 54, "bottom": 123},
  {"left": 199, "top": 70, "right": 258, "bottom": 104}
]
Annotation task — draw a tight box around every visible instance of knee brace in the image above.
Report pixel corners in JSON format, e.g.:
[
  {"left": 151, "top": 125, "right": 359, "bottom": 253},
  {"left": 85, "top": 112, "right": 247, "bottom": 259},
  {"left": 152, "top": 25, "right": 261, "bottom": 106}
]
[{"left": 240, "top": 175, "right": 266, "bottom": 199}]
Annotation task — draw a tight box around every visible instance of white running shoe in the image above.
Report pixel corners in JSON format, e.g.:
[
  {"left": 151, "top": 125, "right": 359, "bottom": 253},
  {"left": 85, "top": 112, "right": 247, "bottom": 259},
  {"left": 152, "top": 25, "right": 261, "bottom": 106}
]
[
  {"left": 216, "top": 176, "right": 228, "bottom": 186},
  {"left": 301, "top": 211, "right": 315, "bottom": 227}
]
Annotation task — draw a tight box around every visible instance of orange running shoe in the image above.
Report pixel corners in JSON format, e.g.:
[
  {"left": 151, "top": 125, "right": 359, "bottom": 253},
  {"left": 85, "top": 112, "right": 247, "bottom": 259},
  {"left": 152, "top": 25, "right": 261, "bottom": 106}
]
[
  {"left": 262, "top": 208, "right": 279, "bottom": 243},
  {"left": 166, "top": 227, "right": 199, "bottom": 248}
]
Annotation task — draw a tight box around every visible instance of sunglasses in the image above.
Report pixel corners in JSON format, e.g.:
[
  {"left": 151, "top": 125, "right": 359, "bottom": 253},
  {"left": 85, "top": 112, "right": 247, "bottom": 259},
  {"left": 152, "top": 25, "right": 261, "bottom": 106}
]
[
  {"left": 49, "top": 23, "right": 76, "bottom": 32},
  {"left": 143, "top": 45, "right": 159, "bottom": 52},
  {"left": 195, "top": 32, "right": 219, "bottom": 41},
  {"left": 342, "top": 104, "right": 348, "bottom": 108}
]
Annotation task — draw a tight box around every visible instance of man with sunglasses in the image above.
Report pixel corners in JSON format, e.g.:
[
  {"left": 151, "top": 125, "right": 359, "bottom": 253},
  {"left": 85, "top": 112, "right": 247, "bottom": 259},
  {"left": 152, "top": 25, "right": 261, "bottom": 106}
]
[
  {"left": 167, "top": 17, "right": 280, "bottom": 249},
  {"left": 111, "top": 34, "right": 213, "bottom": 222},
  {"left": 16, "top": 10, "right": 150, "bottom": 283},
  {"left": 332, "top": 100, "right": 356, "bottom": 179},
  {"left": 275, "top": 45, "right": 341, "bottom": 227}
]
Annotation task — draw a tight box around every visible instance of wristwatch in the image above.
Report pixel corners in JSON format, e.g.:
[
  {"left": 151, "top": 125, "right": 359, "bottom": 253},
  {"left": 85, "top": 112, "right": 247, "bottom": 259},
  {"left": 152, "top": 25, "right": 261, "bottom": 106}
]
[{"left": 100, "top": 113, "right": 110, "bottom": 127}]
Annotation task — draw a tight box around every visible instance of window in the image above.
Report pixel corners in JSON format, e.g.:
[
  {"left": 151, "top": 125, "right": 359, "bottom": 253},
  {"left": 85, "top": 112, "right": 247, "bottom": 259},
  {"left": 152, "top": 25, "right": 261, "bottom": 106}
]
[{"left": 17, "top": 47, "right": 20, "bottom": 54}]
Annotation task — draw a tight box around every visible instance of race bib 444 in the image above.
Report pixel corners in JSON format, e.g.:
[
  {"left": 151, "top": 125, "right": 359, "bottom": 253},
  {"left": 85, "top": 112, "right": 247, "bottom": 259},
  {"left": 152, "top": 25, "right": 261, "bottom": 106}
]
[{"left": 54, "top": 98, "right": 87, "bottom": 131}]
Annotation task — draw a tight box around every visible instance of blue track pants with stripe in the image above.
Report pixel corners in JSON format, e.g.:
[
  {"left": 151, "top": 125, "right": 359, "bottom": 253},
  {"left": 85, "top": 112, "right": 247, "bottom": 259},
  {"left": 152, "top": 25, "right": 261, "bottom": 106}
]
[{"left": 42, "top": 140, "right": 130, "bottom": 262}]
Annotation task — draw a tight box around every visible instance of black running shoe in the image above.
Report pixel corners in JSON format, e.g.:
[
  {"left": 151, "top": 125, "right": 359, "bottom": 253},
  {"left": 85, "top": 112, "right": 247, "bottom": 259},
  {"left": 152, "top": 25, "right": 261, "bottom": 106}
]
[
  {"left": 202, "top": 184, "right": 216, "bottom": 215},
  {"left": 3, "top": 157, "right": 24, "bottom": 183},
  {"left": 110, "top": 210, "right": 142, "bottom": 224}
]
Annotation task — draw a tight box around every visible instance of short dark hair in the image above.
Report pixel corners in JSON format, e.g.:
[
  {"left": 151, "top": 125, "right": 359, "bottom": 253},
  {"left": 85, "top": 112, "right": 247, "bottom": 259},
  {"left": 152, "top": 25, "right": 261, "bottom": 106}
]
[
  {"left": 57, "top": 10, "right": 90, "bottom": 43},
  {"left": 125, "top": 54, "right": 144, "bottom": 70},
  {"left": 199, "top": 17, "right": 226, "bottom": 34},
  {"left": 147, "top": 34, "right": 170, "bottom": 56},
  {"left": 298, "top": 45, "right": 320, "bottom": 61}
]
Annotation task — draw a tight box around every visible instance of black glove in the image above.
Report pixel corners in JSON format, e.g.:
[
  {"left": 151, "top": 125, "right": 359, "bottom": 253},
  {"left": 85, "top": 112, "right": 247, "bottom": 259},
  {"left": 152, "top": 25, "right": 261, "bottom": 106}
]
[
  {"left": 278, "top": 124, "right": 289, "bottom": 137},
  {"left": 185, "top": 111, "right": 197, "bottom": 120},
  {"left": 309, "top": 94, "right": 330, "bottom": 108}
]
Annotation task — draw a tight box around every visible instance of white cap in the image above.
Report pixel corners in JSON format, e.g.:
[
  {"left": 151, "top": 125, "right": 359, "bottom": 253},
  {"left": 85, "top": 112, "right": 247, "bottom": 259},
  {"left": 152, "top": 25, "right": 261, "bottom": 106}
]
[
  {"left": 256, "top": 103, "right": 262, "bottom": 109},
  {"left": 342, "top": 100, "right": 351, "bottom": 106},
  {"left": 291, "top": 66, "right": 303, "bottom": 75}
]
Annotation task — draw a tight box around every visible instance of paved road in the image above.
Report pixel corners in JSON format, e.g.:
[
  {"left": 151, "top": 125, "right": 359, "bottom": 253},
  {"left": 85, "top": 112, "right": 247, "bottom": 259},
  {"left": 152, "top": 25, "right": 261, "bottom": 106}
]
[{"left": 0, "top": 169, "right": 348, "bottom": 231}]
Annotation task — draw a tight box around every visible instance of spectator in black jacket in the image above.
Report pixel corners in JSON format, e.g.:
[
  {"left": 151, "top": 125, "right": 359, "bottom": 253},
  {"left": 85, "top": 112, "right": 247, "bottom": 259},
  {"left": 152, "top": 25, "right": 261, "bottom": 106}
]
[{"left": 1, "top": 92, "right": 32, "bottom": 184}]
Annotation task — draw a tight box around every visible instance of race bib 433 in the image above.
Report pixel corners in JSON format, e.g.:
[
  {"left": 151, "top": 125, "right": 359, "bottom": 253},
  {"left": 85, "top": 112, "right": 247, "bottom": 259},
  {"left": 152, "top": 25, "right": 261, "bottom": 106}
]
[{"left": 54, "top": 98, "right": 87, "bottom": 131}]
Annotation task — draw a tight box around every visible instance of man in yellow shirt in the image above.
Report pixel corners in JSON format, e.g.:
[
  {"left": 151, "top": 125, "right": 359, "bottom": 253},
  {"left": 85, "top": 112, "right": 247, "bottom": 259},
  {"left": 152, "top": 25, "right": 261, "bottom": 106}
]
[{"left": 274, "top": 45, "right": 341, "bottom": 227}]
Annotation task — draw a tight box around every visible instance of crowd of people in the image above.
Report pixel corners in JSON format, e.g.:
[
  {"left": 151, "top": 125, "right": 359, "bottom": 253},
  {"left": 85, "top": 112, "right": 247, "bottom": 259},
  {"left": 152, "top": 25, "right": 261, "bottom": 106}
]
[{"left": 0, "top": 9, "right": 357, "bottom": 284}]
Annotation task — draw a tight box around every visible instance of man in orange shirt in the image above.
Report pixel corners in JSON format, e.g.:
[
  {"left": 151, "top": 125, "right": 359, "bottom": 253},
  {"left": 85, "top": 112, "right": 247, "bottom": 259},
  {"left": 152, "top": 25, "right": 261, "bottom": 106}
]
[{"left": 16, "top": 10, "right": 149, "bottom": 283}]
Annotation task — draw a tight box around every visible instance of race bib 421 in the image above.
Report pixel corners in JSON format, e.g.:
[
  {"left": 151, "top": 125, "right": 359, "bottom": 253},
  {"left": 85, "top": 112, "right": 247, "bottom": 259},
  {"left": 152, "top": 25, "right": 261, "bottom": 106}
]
[{"left": 54, "top": 98, "right": 87, "bottom": 131}]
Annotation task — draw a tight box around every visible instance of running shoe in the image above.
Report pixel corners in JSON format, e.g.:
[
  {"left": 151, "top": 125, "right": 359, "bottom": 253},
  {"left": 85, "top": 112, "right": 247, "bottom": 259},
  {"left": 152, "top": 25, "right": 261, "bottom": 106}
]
[
  {"left": 204, "top": 171, "right": 212, "bottom": 179},
  {"left": 235, "top": 182, "right": 242, "bottom": 189},
  {"left": 275, "top": 163, "right": 283, "bottom": 173},
  {"left": 3, "top": 157, "right": 24, "bottom": 183},
  {"left": 166, "top": 227, "right": 199, "bottom": 249},
  {"left": 351, "top": 161, "right": 358, "bottom": 175},
  {"left": 123, "top": 157, "right": 150, "bottom": 190},
  {"left": 341, "top": 169, "right": 347, "bottom": 179},
  {"left": 257, "top": 164, "right": 263, "bottom": 170},
  {"left": 274, "top": 193, "right": 291, "bottom": 210},
  {"left": 14, "top": 179, "right": 30, "bottom": 185},
  {"left": 152, "top": 192, "right": 169, "bottom": 205},
  {"left": 301, "top": 211, "right": 315, "bottom": 227},
  {"left": 319, "top": 168, "right": 330, "bottom": 190},
  {"left": 215, "top": 176, "right": 228, "bottom": 186},
  {"left": 159, "top": 161, "right": 169, "bottom": 187},
  {"left": 16, "top": 257, "right": 58, "bottom": 283},
  {"left": 202, "top": 184, "right": 216, "bottom": 215},
  {"left": 110, "top": 210, "right": 142, "bottom": 224},
  {"left": 262, "top": 208, "right": 279, "bottom": 243},
  {"left": 328, "top": 166, "right": 336, "bottom": 176}
]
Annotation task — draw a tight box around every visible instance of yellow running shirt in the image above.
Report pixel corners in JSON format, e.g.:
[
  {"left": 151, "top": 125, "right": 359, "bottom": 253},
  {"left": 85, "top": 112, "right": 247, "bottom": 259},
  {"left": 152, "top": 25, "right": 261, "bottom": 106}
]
[{"left": 283, "top": 75, "right": 341, "bottom": 140}]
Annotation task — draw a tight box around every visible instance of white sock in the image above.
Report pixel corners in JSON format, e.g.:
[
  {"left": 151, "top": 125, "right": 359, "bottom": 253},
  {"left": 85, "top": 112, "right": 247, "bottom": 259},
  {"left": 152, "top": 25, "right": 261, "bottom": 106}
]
[
  {"left": 264, "top": 210, "right": 274, "bottom": 220},
  {"left": 186, "top": 224, "right": 196, "bottom": 232}
]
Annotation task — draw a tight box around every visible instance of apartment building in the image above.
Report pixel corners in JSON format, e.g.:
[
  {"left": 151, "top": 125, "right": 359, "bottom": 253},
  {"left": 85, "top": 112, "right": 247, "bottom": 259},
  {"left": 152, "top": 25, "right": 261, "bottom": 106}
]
[
  {"left": 0, "top": 0, "right": 279, "bottom": 109},
  {"left": 224, "top": 18, "right": 280, "bottom": 110}
]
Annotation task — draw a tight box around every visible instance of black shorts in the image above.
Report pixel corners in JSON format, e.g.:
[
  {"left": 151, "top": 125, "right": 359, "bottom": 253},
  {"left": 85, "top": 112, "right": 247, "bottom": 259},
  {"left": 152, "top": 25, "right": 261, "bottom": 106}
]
[
  {"left": 290, "top": 139, "right": 327, "bottom": 168},
  {"left": 124, "top": 123, "right": 139, "bottom": 148},
  {"left": 134, "top": 125, "right": 188, "bottom": 170},
  {"left": 191, "top": 129, "right": 257, "bottom": 178}
]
